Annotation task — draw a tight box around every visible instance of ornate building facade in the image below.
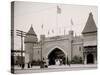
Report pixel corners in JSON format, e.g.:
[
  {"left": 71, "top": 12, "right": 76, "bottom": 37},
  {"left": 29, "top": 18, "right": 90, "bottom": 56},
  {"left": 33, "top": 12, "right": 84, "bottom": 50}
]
[{"left": 24, "top": 12, "right": 97, "bottom": 65}]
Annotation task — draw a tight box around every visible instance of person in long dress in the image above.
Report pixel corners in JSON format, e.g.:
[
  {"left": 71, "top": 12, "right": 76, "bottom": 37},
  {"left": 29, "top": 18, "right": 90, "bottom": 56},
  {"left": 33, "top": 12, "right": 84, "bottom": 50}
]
[{"left": 55, "top": 59, "right": 60, "bottom": 65}]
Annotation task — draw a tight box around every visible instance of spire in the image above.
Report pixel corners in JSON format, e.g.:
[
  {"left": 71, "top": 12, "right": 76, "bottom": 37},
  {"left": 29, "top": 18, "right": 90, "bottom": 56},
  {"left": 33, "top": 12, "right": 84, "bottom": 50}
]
[
  {"left": 82, "top": 12, "right": 97, "bottom": 34},
  {"left": 26, "top": 25, "right": 37, "bottom": 36}
]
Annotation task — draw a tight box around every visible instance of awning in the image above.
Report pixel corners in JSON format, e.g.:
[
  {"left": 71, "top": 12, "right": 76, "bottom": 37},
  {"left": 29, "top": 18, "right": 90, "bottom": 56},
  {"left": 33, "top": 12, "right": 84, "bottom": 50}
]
[{"left": 83, "top": 40, "right": 97, "bottom": 46}]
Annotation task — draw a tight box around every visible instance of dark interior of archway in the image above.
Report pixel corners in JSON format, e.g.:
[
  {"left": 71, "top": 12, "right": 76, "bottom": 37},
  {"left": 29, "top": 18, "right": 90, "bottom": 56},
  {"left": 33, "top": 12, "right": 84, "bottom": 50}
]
[
  {"left": 87, "top": 53, "right": 94, "bottom": 64},
  {"left": 48, "top": 48, "right": 66, "bottom": 65}
]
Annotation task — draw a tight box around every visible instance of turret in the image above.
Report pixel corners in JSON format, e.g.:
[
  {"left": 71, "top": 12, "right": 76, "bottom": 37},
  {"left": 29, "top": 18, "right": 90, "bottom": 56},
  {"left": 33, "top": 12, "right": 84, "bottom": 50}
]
[
  {"left": 24, "top": 25, "right": 38, "bottom": 43},
  {"left": 24, "top": 25, "right": 38, "bottom": 64}
]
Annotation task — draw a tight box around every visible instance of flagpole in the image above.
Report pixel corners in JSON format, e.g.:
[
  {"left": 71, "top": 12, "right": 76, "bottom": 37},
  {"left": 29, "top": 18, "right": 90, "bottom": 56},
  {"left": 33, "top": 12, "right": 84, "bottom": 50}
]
[
  {"left": 56, "top": 6, "right": 58, "bottom": 36},
  {"left": 56, "top": 5, "right": 58, "bottom": 35},
  {"left": 71, "top": 18, "right": 73, "bottom": 31},
  {"left": 64, "top": 28, "right": 65, "bottom": 35},
  {"left": 40, "top": 24, "right": 43, "bottom": 68},
  {"left": 56, "top": 5, "right": 61, "bottom": 36},
  {"left": 71, "top": 19, "right": 72, "bottom": 31},
  {"left": 48, "top": 30, "right": 49, "bottom": 37},
  {"left": 41, "top": 24, "right": 43, "bottom": 35},
  {"left": 56, "top": 5, "right": 60, "bottom": 36}
]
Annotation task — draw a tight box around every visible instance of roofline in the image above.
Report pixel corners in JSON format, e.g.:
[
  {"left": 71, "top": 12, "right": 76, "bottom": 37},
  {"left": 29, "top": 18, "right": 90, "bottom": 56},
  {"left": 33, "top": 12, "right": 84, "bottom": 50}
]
[
  {"left": 82, "top": 31, "right": 97, "bottom": 34},
  {"left": 26, "top": 33, "right": 37, "bottom": 36}
]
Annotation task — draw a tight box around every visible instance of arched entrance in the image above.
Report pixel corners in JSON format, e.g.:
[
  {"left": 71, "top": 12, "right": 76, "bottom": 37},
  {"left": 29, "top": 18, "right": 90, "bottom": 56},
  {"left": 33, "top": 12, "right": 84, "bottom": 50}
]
[
  {"left": 87, "top": 53, "right": 94, "bottom": 64},
  {"left": 48, "top": 48, "right": 66, "bottom": 65}
]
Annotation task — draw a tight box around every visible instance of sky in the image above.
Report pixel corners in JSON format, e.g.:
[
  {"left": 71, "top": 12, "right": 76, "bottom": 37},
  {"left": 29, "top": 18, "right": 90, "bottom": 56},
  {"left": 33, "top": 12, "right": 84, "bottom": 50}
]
[{"left": 13, "top": 1, "right": 98, "bottom": 50}]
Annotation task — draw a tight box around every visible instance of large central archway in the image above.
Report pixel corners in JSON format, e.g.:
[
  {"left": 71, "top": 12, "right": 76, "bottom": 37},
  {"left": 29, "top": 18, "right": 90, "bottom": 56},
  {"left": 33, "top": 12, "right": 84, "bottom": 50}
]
[{"left": 48, "top": 48, "right": 66, "bottom": 65}]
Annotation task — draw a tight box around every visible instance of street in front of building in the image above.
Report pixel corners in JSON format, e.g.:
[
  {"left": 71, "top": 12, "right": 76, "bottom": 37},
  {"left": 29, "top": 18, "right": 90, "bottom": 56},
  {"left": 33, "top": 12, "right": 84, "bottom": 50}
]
[{"left": 14, "top": 64, "right": 97, "bottom": 74}]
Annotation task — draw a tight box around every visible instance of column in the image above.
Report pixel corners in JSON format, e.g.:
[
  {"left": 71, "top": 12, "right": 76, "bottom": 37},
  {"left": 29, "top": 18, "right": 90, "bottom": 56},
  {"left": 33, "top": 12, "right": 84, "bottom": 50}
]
[
  {"left": 94, "top": 53, "right": 97, "bottom": 64},
  {"left": 25, "top": 53, "right": 29, "bottom": 68},
  {"left": 84, "top": 53, "right": 87, "bottom": 64}
]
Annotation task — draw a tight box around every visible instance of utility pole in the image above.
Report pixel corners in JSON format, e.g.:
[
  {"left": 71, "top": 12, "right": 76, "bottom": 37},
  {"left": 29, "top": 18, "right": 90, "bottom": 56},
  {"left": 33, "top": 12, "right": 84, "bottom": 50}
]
[
  {"left": 71, "top": 40, "right": 73, "bottom": 65},
  {"left": 16, "top": 30, "right": 26, "bottom": 67},
  {"left": 41, "top": 40, "right": 43, "bottom": 67}
]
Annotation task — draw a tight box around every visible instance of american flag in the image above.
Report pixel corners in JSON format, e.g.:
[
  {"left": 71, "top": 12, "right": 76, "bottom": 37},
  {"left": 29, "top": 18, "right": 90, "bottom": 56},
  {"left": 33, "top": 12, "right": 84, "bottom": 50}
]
[{"left": 57, "top": 5, "right": 61, "bottom": 14}]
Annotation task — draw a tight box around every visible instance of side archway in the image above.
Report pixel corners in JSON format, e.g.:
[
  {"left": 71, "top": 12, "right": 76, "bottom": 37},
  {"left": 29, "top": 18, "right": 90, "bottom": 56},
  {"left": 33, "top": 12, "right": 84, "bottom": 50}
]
[{"left": 87, "top": 53, "right": 94, "bottom": 64}]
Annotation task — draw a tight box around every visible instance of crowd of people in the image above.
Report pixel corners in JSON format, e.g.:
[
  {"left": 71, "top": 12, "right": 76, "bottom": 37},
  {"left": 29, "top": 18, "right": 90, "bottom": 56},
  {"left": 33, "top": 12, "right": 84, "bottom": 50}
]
[{"left": 16, "top": 57, "right": 70, "bottom": 69}]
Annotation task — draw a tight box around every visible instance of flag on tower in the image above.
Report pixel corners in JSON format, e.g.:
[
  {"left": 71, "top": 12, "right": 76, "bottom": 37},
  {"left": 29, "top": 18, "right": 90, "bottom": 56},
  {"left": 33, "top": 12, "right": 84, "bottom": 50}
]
[
  {"left": 41, "top": 24, "right": 43, "bottom": 29},
  {"left": 57, "top": 5, "right": 61, "bottom": 14},
  {"left": 71, "top": 19, "right": 74, "bottom": 25}
]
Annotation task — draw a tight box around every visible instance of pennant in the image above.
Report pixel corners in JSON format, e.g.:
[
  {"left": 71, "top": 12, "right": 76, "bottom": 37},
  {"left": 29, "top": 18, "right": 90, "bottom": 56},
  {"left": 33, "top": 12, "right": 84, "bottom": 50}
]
[
  {"left": 48, "top": 31, "right": 50, "bottom": 35},
  {"left": 41, "top": 24, "right": 43, "bottom": 29},
  {"left": 71, "top": 19, "right": 74, "bottom": 25}
]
